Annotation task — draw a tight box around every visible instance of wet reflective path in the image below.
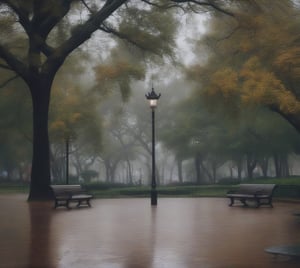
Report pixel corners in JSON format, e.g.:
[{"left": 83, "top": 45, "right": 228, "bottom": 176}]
[{"left": 0, "top": 195, "right": 300, "bottom": 268}]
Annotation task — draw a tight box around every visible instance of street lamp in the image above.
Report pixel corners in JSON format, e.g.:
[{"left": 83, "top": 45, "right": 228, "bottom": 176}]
[{"left": 145, "top": 87, "right": 161, "bottom": 206}]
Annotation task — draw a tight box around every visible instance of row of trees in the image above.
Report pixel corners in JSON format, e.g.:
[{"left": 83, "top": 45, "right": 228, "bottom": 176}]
[
  {"left": 1, "top": 1, "right": 300, "bottom": 199},
  {"left": 2, "top": 73, "right": 300, "bottom": 186},
  {"left": 178, "top": 0, "right": 300, "bottom": 182}
]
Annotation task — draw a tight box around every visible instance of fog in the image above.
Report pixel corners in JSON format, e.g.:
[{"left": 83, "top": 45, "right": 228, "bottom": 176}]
[{"left": 1, "top": 1, "right": 300, "bottom": 185}]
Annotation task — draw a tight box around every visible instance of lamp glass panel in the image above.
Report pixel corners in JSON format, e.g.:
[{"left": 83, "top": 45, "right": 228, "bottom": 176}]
[{"left": 149, "top": 99, "right": 157, "bottom": 108}]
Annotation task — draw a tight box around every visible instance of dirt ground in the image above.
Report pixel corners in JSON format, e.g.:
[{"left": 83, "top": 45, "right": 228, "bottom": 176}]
[{"left": 0, "top": 194, "right": 300, "bottom": 268}]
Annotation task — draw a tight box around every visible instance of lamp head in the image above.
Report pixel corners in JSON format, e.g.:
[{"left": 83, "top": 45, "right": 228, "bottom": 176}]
[{"left": 145, "top": 87, "right": 161, "bottom": 109}]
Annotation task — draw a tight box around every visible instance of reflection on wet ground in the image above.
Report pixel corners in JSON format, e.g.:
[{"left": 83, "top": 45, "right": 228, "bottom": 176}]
[{"left": 0, "top": 195, "right": 300, "bottom": 268}]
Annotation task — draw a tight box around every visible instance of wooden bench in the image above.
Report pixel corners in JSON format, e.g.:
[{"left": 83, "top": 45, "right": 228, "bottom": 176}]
[
  {"left": 50, "top": 185, "right": 93, "bottom": 209},
  {"left": 226, "top": 184, "right": 277, "bottom": 208}
]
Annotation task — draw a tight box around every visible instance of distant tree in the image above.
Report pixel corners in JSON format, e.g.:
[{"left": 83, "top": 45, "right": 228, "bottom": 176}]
[
  {"left": 160, "top": 94, "right": 229, "bottom": 184},
  {"left": 80, "top": 169, "right": 98, "bottom": 183},
  {"left": 49, "top": 84, "right": 102, "bottom": 182},
  {"left": 0, "top": 82, "right": 32, "bottom": 181}
]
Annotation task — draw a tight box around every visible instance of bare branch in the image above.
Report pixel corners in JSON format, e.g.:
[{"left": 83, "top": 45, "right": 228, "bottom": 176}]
[
  {"left": 80, "top": 0, "right": 96, "bottom": 14},
  {"left": 140, "top": 0, "right": 184, "bottom": 10},
  {"left": 171, "top": 0, "right": 235, "bottom": 17},
  {"left": 99, "top": 23, "right": 159, "bottom": 54},
  {"left": 50, "top": 0, "right": 127, "bottom": 66}
]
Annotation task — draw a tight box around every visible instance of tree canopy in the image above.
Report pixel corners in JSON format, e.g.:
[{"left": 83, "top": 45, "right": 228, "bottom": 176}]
[
  {"left": 187, "top": 0, "right": 300, "bottom": 132},
  {"left": 0, "top": 0, "right": 238, "bottom": 199}
]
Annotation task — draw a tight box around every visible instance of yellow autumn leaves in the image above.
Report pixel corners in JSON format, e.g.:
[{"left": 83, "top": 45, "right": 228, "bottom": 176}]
[
  {"left": 49, "top": 87, "right": 85, "bottom": 141},
  {"left": 206, "top": 57, "right": 300, "bottom": 114},
  {"left": 192, "top": 1, "right": 300, "bottom": 118}
]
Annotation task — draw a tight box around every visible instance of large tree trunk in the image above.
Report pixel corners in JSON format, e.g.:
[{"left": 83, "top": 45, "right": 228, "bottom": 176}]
[{"left": 28, "top": 78, "right": 53, "bottom": 200}]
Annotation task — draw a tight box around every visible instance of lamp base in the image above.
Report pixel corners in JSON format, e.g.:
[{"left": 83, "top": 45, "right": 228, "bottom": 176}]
[{"left": 151, "top": 189, "right": 157, "bottom": 206}]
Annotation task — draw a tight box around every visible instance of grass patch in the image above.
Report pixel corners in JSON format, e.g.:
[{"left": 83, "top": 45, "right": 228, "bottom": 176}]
[
  {"left": 1, "top": 177, "right": 300, "bottom": 199},
  {"left": 244, "top": 176, "right": 300, "bottom": 185},
  {"left": 89, "top": 185, "right": 233, "bottom": 198},
  {"left": 0, "top": 182, "right": 29, "bottom": 194}
]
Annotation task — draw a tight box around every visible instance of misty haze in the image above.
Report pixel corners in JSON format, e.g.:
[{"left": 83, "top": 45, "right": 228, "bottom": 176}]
[{"left": 0, "top": 1, "right": 300, "bottom": 267}]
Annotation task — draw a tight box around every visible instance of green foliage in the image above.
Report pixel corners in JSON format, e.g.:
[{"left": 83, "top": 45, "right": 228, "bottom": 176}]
[
  {"left": 118, "top": 6, "right": 177, "bottom": 57},
  {"left": 169, "top": 0, "right": 300, "bottom": 182},
  {"left": 0, "top": 182, "right": 29, "bottom": 193},
  {"left": 0, "top": 80, "right": 32, "bottom": 177},
  {"left": 94, "top": 59, "right": 145, "bottom": 101},
  {"left": 93, "top": 4, "right": 179, "bottom": 102},
  {"left": 188, "top": 0, "right": 300, "bottom": 125}
]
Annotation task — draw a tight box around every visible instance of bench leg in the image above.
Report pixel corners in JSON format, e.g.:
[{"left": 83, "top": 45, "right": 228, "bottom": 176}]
[
  {"left": 54, "top": 199, "right": 71, "bottom": 209},
  {"left": 254, "top": 198, "right": 274, "bottom": 208},
  {"left": 268, "top": 198, "right": 273, "bottom": 208},
  {"left": 240, "top": 198, "right": 248, "bottom": 207},
  {"left": 255, "top": 199, "right": 261, "bottom": 208},
  {"left": 75, "top": 199, "right": 91, "bottom": 208},
  {"left": 229, "top": 198, "right": 234, "bottom": 207},
  {"left": 76, "top": 200, "right": 82, "bottom": 208}
]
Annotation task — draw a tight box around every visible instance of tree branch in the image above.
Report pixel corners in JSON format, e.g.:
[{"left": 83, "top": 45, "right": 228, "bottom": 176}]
[
  {"left": 0, "top": 74, "right": 19, "bottom": 88},
  {"left": 171, "top": 0, "right": 235, "bottom": 17},
  {"left": 0, "top": 44, "right": 28, "bottom": 78},
  {"left": 0, "top": 62, "right": 12, "bottom": 70},
  {"left": 0, "top": 0, "right": 31, "bottom": 32},
  {"left": 140, "top": 0, "right": 184, "bottom": 10},
  {"left": 80, "top": 0, "right": 96, "bottom": 14},
  {"left": 45, "top": 0, "right": 128, "bottom": 72},
  {"left": 32, "top": 0, "right": 72, "bottom": 38},
  {"left": 99, "top": 23, "right": 160, "bottom": 54},
  {"left": 97, "top": 0, "right": 236, "bottom": 57}
]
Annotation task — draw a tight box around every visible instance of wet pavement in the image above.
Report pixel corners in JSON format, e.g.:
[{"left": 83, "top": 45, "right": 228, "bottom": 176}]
[{"left": 0, "top": 195, "right": 300, "bottom": 268}]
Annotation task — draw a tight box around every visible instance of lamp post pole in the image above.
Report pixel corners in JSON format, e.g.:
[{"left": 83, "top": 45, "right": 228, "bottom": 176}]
[
  {"left": 145, "top": 87, "right": 161, "bottom": 206},
  {"left": 66, "top": 137, "right": 69, "bottom": 185},
  {"left": 151, "top": 107, "right": 156, "bottom": 205}
]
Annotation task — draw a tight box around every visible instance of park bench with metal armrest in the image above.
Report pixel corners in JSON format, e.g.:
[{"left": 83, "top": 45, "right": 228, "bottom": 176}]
[
  {"left": 226, "top": 184, "right": 277, "bottom": 208},
  {"left": 50, "top": 184, "right": 93, "bottom": 209}
]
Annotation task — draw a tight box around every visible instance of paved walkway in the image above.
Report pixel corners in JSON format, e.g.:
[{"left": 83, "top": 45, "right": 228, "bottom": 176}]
[{"left": 0, "top": 194, "right": 300, "bottom": 268}]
